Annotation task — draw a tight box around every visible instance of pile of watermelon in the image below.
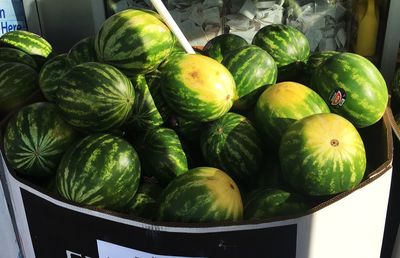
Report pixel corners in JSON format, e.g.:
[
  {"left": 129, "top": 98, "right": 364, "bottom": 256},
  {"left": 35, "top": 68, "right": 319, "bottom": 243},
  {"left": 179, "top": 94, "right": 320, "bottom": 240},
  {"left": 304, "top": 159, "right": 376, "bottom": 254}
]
[{"left": 0, "top": 8, "right": 388, "bottom": 224}]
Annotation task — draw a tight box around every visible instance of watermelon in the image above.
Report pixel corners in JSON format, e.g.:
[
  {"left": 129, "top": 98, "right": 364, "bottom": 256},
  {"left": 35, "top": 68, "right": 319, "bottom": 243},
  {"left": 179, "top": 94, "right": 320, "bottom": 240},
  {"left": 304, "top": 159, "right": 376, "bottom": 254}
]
[
  {"left": 128, "top": 177, "right": 163, "bottom": 220},
  {"left": 160, "top": 54, "right": 237, "bottom": 122},
  {"left": 254, "top": 81, "right": 330, "bottom": 144},
  {"left": 200, "top": 112, "right": 265, "bottom": 181},
  {"left": 0, "top": 47, "right": 37, "bottom": 69},
  {"left": 203, "top": 34, "right": 248, "bottom": 62},
  {"left": 67, "top": 37, "right": 97, "bottom": 66},
  {"left": 158, "top": 167, "right": 243, "bottom": 223},
  {"left": 279, "top": 113, "right": 366, "bottom": 196},
  {"left": 95, "top": 9, "right": 174, "bottom": 74},
  {"left": 3, "top": 102, "right": 78, "bottom": 178},
  {"left": 244, "top": 188, "right": 310, "bottom": 220},
  {"left": 145, "top": 70, "right": 172, "bottom": 122},
  {"left": 252, "top": 24, "right": 310, "bottom": 81},
  {"left": 55, "top": 62, "right": 135, "bottom": 132},
  {"left": 0, "top": 30, "right": 52, "bottom": 58},
  {"left": 222, "top": 45, "right": 277, "bottom": 110},
  {"left": 130, "top": 127, "right": 188, "bottom": 185},
  {"left": 167, "top": 114, "right": 204, "bottom": 145},
  {"left": 0, "top": 62, "right": 38, "bottom": 115},
  {"left": 310, "top": 52, "right": 388, "bottom": 128},
  {"left": 56, "top": 133, "right": 141, "bottom": 211},
  {"left": 300, "top": 50, "right": 339, "bottom": 84},
  {"left": 39, "top": 54, "right": 73, "bottom": 102},
  {"left": 124, "top": 75, "right": 164, "bottom": 131}
]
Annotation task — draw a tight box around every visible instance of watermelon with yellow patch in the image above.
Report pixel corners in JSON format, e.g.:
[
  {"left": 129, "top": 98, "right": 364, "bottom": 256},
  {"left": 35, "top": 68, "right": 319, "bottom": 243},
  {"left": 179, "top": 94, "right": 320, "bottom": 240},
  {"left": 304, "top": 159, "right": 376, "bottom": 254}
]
[{"left": 158, "top": 167, "right": 243, "bottom": 223}]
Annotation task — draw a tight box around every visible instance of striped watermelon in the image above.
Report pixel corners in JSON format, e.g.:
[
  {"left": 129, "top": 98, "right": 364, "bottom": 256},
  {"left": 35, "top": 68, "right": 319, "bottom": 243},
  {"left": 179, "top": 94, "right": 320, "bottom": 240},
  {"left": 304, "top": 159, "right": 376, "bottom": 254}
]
[
  {"left": 222, "top": 45, "right": 277, "bottom": 110},
  {"left": 67, "top": 36, "right": 97, "bottom": 66},
  {"left": 128, "top": 177, "right": 163, "bottom": 220},
  {"left": 124, "top": 75, "right": 164, "bottom": 131},
  {"left": 0, "top": 47, "right": 37, "bottom": 69},
  {"left": 200, "top": 112, "right": 265, "bottom": 181},
  {"left": 168, "top": 114, "right": 204, "bottom": 145},
  {"left": 4, "top": 102, "right": 78, "bottom": 178},
  {"left": 55, "top": 62, "right": 135, "bottom": 132},
  {"left": 254, "top": 81, "right": 330, "bottom": 144},
  {"left": 145, "top": 70, "right": 172, "bottom": 122},
  {"left": 130, "top": 127, "right": 188, "bottom": 185},
  {"left": 244, "top": 188, "right": 310, "bottom": 220},
  {"left": 56, "top": 133, "right": 141, "bottom": 211},
  {"left": 300, "top": 50, "right": 339, "bottom": 84},
  {"left": 95, "top": 9, "right": 174, "bottom": 74},
  {"left": 310, "top": 52, "right": 388, "bottom": 128},
  {"left": 39, "top": 54, "right": 73, "bottom": 102},
  {"left": 252, "top": 24, "right": 310, "bottom": 81},
  {"left": 0, "top": 62, "right": 38, "bottom": 115},
  {"left": 279, "top": 113, "right": 366, "bottom": 196},
  {"left": 160, "top": 54, "right": 237, "bottom": 122},
  {"left": 203, "top": 34, "right": 248, "bottom": 63},
  {"left": 158, "top": 167, "right": 243, "bottom": 223},
  {"left": 0, "top": 30, "right": 52, "bottom": 67}
]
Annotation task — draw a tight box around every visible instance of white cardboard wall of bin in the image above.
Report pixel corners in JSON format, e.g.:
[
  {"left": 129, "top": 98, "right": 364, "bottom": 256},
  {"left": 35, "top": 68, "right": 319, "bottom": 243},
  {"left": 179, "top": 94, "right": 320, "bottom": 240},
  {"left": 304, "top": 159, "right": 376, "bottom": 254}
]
[
  {"left": 0, "top": 170, "right": 21, "bottom": 257},
  {"left": 0, "top": 112, "right": 393, "bottom": 258}
]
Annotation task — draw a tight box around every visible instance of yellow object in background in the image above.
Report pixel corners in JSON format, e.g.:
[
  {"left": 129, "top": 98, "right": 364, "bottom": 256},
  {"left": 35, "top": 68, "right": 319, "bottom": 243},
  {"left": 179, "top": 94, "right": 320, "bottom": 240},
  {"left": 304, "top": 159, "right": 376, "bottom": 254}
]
[{"left": 354, "top": 0, "right": 380, "bottom": 57}]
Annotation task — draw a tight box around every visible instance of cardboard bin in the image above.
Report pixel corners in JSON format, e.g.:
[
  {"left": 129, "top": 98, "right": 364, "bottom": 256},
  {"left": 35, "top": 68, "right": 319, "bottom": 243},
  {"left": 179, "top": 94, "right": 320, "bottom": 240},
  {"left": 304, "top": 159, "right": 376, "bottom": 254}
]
[{"left": 0, "top": 110, "right": 393, "bottom": 258}]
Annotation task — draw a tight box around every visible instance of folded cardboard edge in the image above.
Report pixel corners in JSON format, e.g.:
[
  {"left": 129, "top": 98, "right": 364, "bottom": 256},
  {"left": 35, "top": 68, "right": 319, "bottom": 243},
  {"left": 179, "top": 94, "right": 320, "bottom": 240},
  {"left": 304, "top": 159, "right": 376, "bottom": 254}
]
[
  {"left": 0, "top": 108, "right": 394, "bottom": 229},
  {"left": 388, "top": 95, "right": 400, "bottom": 141}
]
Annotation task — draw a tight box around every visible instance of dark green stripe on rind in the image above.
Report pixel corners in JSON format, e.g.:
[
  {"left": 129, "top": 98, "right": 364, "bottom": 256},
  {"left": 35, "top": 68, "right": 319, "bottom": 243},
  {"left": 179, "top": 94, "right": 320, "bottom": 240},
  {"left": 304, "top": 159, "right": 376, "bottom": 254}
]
[
  {"left": 158, "top": 167, "right": 243, "bottom": 223},
  {"left": 56, "top": 133, "right": 141, "bottom": 211},
  {"left": 0, "top": 47, "right": 37, "bottom": 69},
  {"left": 0, "top": 62, "right": 38, "bottom": 114},
  {"left": 131, "top": 127, "right": 188, "bottom": 185},
  {"left": 56, "top": 62, "right": 135, "bottom": 132},
  {"left": 124, "top": 75, "right": 164, "bottom": 131},
  {"left": 252, "top": 24, "right": 310, "bottom": 67},
  {"left": 4, "top": 102, "right": 78, "bottom": 178},
  {"left": 39, "top": 54, "right": 73, "bottom": 102},
  {"left": 279, "top": 113, "right": 366, "bottom": 196},
  {"left": 311, "top": 52, "right": 388, "bottom": 128},
  {"left": 67, "top": 37, "right": 97, "bottom": 66},
  {"left": 95, "top": 9, "right": 174, "bottom": 73},
  {"left": 222, "top": 45, "right": 277, "bottom": 105},
  {"left": 160, "top": 54, "right": 236, "bottom": 122},
  {"left": 0, "top": 30, "right": 52, "bottom": 58},
  {"left": 200, "top": 112, "right": 264, "bottom": 181}
]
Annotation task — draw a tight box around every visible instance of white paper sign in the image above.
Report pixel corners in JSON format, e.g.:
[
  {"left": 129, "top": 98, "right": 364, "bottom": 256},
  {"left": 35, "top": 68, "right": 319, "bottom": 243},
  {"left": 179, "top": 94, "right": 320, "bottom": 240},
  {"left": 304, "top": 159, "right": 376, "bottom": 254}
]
[
  {"left": 0, "top": 0, "right": 27, "bottom": 36},
  {"left": 97, "top": 240, "right": 205, "bottom": 258}
]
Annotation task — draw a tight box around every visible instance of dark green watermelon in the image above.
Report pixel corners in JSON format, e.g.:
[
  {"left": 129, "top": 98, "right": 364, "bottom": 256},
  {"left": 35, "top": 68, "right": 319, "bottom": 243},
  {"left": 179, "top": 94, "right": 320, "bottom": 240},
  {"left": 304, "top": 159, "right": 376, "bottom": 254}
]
[
  {"left": 95, "top": 9, "right": 174, "bottom": 74},
  {"left": 4, "top": 102, "right": 78, "bottom": 178},
  {"left": 0, "top": 47, "right": 37, "bottom": 69},
  {"left": 55, "top": 62, "right": 135, "bottom": 132},
  {"left": 56, "top": 133, "right": 141, "bottom": 211},
  {"left": 67, "top": 37, "right": 97, "bottom": 66},
  {"left": 39, "top": 53, "right": 73, "bottom": 102},
  {"left": 244, "top": 188, "right": 310, "bottom": 220},
  {"left": 124, "top": 75, "right": 164, "bottom": 131},
  {"left": 203, "top": 34, "right": 248, "bottom": 62},
  {"left": 310, "top": 52, "right": 388, "bottom": 128},
  {"left": 0, "top": 62, "right": 38, "bottom": 116},
  {"left": 252, "top": 24, "right": 310, "bottom": 81},
  {"left": 130, "top": 127, "right": 188, "bottom": 185},
  {"left": 200, "top": 112, "right": 265, "bottom": 181},
  {"left": 222, "top": 45, "right": 277, "bottom": 110}
]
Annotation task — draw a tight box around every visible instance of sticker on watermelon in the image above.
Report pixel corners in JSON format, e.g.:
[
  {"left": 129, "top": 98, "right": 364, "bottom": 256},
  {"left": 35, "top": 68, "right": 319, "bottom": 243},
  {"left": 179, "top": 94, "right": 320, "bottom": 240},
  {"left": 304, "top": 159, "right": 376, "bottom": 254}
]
[{"left": 329, "top": 88, "right": 346, "bottom": 107}]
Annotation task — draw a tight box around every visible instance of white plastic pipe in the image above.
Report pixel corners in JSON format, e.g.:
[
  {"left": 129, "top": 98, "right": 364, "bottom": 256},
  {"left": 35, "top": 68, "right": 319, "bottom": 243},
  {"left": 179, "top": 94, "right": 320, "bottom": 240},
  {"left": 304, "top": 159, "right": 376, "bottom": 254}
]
[{"left": 149, "top": 0, "right": 196, "bottom": 54}]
